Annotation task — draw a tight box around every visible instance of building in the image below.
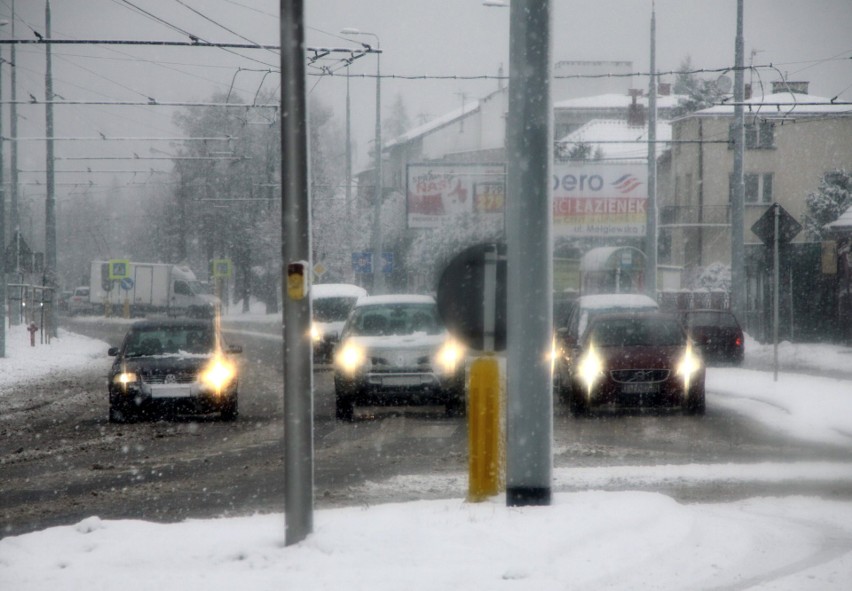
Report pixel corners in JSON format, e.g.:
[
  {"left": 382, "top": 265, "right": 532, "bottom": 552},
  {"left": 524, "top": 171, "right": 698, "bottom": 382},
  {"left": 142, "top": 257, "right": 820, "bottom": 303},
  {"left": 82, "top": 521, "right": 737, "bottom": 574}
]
[{"left": 665, "top": 81, "right": 852, "bottom": 338}]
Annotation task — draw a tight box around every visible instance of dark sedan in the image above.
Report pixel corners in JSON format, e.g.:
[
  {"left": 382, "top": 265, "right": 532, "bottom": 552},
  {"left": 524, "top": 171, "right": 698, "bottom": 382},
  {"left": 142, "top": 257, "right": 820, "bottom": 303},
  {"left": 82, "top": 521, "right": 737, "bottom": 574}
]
[
  {"left": 558, "top": 311, "right": 705, "bottom": 417},
  {"left": 680, "top": 309, "right": 744, "bottom": 366},
  {"left": 107, "top": 318, "right": 242, "bottom": 422}
]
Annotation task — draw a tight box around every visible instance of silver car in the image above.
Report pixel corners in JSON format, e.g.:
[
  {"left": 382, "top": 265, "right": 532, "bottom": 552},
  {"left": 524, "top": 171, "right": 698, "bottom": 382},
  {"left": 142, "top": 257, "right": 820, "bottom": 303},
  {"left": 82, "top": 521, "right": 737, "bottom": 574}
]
[{"left": 332, "top": 294, "right": 466, "bottom": 421}]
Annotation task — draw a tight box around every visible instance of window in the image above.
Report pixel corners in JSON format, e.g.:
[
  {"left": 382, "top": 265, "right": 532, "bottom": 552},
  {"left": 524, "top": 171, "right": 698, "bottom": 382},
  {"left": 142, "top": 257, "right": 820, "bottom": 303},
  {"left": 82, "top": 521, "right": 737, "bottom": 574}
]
[
  {"left": 729, "top": 172, "right": 773, "bottom": 204},
  {"left": 729, "top": 120, "right": 775, "bottom": 149}
]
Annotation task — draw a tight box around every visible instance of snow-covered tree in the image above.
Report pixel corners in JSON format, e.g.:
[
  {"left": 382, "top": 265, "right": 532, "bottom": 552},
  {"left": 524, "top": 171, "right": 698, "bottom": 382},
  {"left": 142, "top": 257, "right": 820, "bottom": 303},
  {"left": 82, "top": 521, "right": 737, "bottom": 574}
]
[
  {"left": 693, "top": 262, "right": 731, "bottom": 291},
  {"left": 405, "top": 213, "right": 503, "bottom": 290},
  {"left": 803, "top": 169, "right": 852, "bottom": 241},
  {"left": 671, "top": 56, "right": 727, "bottom": 118}
]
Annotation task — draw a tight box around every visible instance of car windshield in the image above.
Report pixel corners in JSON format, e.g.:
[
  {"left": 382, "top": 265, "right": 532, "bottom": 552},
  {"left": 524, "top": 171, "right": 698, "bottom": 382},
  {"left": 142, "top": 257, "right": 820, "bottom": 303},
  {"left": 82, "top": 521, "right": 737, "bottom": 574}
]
[
  {"left": 346, "top": 303, "right": 442, "bottom": 337},
  {"left": 124, "top": 327, "right": 214, "bottom": 357},
  {"left": 313, "top": 296, "right": 359, "bottom": 322},
  {"left": 588, "top": 317, "right": 685, "bottom": 348},
  {"left": 684, "top": 311, "right": 739, "bottom": 328}
]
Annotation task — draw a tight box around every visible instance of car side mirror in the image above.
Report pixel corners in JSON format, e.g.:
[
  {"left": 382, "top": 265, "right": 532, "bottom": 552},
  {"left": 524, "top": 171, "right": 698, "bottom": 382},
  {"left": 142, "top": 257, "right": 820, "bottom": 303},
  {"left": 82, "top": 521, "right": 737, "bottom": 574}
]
[{"left": 108, "top": 347, "right": 119, "bottom": 357}]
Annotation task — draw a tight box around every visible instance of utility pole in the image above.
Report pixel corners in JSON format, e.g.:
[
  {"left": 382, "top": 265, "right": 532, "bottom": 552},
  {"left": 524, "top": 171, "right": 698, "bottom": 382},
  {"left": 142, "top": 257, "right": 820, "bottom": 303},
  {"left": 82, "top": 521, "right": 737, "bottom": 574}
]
[
  {"left": 345, "top": 65, "right": 353, "bottom": 282},
  {"left": 45, "top": 0, "right": 58, "bottom": 337},
  {"left": 1, "top": 40, "right": 6, "bottom": 357},
  {"left": 731, "top": 0, "right": 746, "bottom": 320},
  {"left": 505, "top": 0, "right": 552, "bottom": 507},
  {"left": 10, "top": 0, "right": 18, "bottom": 249},
  {"left": 645, "top": 2, "right": 658, "bottom": 298},
  {"left": 281, "top": 0, "right": 313, "bottom": 546}
]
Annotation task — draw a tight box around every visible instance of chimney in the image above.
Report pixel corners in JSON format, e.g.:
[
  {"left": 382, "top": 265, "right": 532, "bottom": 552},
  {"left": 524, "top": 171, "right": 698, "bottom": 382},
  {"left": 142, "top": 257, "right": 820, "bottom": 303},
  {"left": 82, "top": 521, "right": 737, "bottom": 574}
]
[
  {"left": 657, "top": 82, "right": 671, "bottom": 96},
  {"left": 627, "top": 89, "right": 646, "bottom": 127},
  {"left": 772, "top": 80, "right": 809, "bottom": 95}
]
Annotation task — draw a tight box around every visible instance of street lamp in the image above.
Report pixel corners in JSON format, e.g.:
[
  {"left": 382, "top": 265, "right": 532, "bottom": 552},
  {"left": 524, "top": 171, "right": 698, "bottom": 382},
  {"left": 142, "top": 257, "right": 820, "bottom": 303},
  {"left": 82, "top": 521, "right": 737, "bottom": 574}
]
[{"left": 340, "top": 27, "right": 384, "bottom": 294}]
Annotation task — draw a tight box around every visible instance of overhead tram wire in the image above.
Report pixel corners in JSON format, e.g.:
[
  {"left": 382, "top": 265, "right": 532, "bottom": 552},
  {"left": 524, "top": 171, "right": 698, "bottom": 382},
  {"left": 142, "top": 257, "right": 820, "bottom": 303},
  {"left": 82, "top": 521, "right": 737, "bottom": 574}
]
[{"left": 172, "top": 0, "right": 279, "bottom": 59}]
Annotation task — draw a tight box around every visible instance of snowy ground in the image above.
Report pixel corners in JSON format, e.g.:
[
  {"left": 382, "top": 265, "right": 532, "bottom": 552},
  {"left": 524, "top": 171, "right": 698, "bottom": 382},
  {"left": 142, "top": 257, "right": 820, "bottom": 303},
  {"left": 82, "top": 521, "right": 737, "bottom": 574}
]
[{"left": 2, "top": 321, "right": 852, "bottom": 590}]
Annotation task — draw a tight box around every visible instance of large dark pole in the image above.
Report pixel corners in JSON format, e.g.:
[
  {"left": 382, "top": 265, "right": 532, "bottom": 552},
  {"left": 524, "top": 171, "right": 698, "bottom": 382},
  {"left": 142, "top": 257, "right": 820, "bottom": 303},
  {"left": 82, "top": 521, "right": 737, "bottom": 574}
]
[
  {"left": 0, "top": 41, "right": 5, "bottom": 357},
  {"left": 10, "top": 0, "right": 18, "bottom": 248},
  {"left": 370, "top": 38, "right": 383, "bottom": 294},
  {"left": 505, "top": 0, "right": 553, "bottom": 507},
  {"left": 280, "top": 0, "right": 314, "bottom": 546},
  {"left": 345, "top": 67, "right": 353, "bottom": 282},
  {"left": 645, "top": 2, "right": 657, "bottom": 297},
  {"left": 44, "top": 0, "right": 57, "bottom": 337},
  {"left": 731, "top": 0, "right": 746, "bottom": 318}
]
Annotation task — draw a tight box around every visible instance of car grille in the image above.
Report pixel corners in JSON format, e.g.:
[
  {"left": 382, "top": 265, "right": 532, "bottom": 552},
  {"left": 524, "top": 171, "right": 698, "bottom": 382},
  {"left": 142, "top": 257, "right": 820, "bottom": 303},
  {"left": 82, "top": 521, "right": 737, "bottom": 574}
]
[
  {"left": 610, "top": 368, "right": 669, "bottom": 383},
  {"left": 142, "top": 370, "right": 198, "bottom": 384}
]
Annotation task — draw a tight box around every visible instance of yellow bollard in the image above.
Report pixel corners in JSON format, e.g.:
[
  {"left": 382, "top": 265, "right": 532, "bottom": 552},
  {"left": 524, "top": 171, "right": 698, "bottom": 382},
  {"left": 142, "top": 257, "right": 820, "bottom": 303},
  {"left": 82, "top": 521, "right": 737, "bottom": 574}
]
[{"left": 467, "top": 355, "right": 503, "bottom": 502}]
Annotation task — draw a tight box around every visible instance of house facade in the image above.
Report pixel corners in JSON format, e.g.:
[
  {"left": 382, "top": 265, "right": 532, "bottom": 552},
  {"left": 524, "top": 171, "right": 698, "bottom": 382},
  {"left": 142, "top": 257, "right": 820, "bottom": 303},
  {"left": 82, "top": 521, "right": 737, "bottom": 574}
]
[{"left": 665, "top": 82, "right": 852, "bottom": 338}]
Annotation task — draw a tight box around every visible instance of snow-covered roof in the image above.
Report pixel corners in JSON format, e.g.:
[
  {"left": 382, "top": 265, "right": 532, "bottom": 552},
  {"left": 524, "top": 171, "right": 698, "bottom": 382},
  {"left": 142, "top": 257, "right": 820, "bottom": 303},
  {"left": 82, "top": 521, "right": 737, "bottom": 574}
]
[
  {"left": 311, "top": 283, "right": 368, "bottom": 300},
  {"left": 557, "top": 118, "right": 672, "bottom": 160},
  {"left": 354, "top": 294, "right": 435, "bottom": 307},
  {"left": 383, "top": 101, "right": 481, "bottom": 151},
  {"left": 576, "top": 293, "right": 659, "bottom": 309},
  {"left": 825, "top": 206, "right": 852, "bottom": 233},
  {"left": 554, "top": 93, "right": 685, "bottom": 111},
  {"left": 691, "top": 92, "right": 850, "bottom": 117}
]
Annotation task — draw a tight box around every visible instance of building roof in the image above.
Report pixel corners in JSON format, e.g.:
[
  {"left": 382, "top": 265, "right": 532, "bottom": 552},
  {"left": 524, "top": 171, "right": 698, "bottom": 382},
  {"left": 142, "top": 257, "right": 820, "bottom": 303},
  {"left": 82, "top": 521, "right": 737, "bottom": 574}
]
[
  {"left": 557, "top": 118, "right": 672, "bottom": 160},
  {"left": 383, "top": 100, "right": 482, "bottom": 151},
  {"left": 554, "top": 93, "right": 685, "bottom": 111},
  {"left": 689, "top": 92, "right": 850, "bottom": 118},
  {"left": 825, "top": 206, "right": 852, "bottom": 234}
]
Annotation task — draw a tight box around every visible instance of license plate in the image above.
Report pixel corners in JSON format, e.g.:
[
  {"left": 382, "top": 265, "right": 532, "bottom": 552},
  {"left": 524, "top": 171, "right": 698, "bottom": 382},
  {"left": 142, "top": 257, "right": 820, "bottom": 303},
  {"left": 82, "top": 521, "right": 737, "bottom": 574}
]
[
  {"left": 621, "top": 382, "right": 659, "bottom": 394},
  {"left": 381, "top": 375, "right": 422, "bottom": 387},
  {"left": 150, "top": 384, "right": 193, "bottom": 398}
]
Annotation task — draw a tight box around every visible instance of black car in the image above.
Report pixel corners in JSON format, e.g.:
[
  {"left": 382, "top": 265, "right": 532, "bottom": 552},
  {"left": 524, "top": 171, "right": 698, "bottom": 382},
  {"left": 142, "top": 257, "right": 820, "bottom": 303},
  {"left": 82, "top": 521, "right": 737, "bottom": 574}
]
[
  {"left": 107, "top": 318, "right": 242, "bottom": 422},
  {"left": 680, "top": 309, "right": 744, "bottom": 366}
]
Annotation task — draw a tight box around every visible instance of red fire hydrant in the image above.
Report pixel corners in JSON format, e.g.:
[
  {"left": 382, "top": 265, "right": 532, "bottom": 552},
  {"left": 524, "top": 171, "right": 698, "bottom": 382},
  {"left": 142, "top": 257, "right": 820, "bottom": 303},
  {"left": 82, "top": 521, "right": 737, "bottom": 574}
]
[{"left": 28, "top": 322, "right": 38, "bottom": 347}]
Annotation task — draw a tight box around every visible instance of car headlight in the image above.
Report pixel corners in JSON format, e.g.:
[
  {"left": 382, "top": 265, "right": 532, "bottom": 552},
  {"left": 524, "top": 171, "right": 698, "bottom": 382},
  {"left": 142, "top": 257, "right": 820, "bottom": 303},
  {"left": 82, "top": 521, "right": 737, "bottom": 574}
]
[
  {"left": 310, "top": 323, "right": 322, "bottom": 342},
  {"left": 577, "top": 343, "right": 604, "bottom": 391},
  {"left": 113, "top": 372, "right": 138, "bottom": 386},
  {"left": 676, "top": 343, "right": 702, "bottom": 389},
  {"left": 435, "top": 339, "right": 465, "bottom": 374},
  {"left": 200, "top": 355, "right": 236, "bottom": 392},
  {"left": 336, "top": 341, "right": 366, "bottom": 375}
]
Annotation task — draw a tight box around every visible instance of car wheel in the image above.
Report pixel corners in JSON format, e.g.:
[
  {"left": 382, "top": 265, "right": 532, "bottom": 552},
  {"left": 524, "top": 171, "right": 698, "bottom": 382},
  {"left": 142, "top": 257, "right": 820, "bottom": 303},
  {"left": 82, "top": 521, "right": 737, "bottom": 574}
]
[
  {"left": 109, "top": 404, "right": 132, "bottom": 424},
  {"left": 220, "top": 395, "right": 239, "bottom": 422},
  {"left": 568, "top": 387, "right": 589, "bottom": 418},
  {"left": 683, "top": 388, "right": 706, "bottom": 416},
  {"left": 445, "top": 393, "right": 466, "bottom": 418},
  {"left": 335, "top": 393, "right": 355, "bottom": 422}
]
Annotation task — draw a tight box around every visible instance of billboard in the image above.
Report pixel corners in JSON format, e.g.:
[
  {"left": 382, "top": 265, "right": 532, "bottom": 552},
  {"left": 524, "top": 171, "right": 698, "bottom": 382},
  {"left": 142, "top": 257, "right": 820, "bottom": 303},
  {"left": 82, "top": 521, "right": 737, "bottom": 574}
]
[
  {"left": 407, "top": 162, "right": 647, "bottom": 238},
  {"left": 552, "top": 163, "right": 648, "bottom": 237},
  {"left": 406, "top": 163, "right": 506, "bottom": 229}
]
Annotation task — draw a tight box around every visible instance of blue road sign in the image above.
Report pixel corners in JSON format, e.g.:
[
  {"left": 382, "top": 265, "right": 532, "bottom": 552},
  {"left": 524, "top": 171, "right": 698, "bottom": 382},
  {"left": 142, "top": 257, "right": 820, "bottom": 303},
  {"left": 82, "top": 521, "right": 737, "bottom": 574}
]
[
  {"left": 120, "top": 277, "right": 135, "bottom": 291},
  {"left": 352, "top": 251, "right": 393, "bottom": 274},
  {"left": 381, "top": 252, "right": 394, "bottom": 274},
  {"left": 352, "top": 252, "right": 372, "bottom": 274}
]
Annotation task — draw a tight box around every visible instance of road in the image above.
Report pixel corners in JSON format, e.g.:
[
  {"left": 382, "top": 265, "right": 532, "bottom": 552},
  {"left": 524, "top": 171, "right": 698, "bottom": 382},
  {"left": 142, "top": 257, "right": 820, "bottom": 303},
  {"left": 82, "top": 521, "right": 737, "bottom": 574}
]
[{"left": 1, "top": 317, "right": 850, "bottom": 539}]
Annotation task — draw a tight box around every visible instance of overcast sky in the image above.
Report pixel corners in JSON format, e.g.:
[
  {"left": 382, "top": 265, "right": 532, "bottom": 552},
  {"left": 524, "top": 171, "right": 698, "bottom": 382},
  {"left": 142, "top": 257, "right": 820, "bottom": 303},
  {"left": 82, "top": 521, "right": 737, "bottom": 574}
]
[{"left": 3, "top": 0, "right": 851, "bottom": 196}]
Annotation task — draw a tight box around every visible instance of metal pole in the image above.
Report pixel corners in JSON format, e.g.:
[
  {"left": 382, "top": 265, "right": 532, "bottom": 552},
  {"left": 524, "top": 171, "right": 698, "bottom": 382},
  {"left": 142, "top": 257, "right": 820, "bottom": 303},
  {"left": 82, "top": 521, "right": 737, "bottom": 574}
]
[
  {"left": 0, "top": 41, "right": 6, "bottom": 358},
  {"left": 345, "top": 67, "right": 353, "bottom": 282},
  {"left": 44, "top": 0, "right": 57, "bottom": 338},
  {"left": 773, "top": 204, "right": 779, "bottom": 381},
  {"left": 731, "top": 0, "right": 746, "bottom": 320},
  {"left": 280, "top": 0, "right": 314, "bottom": 546},
  {"left": 505, "top": 0, "right": 552, "bottom": 507},
  {"left": 371, "top": 38, "right": 384, "bottom": 294},
  {"left": 10, "top": 0, "right": 18, "bottom": 246},
  {"left": 645, "top": 1, "right": 658, "bottom": 298}
]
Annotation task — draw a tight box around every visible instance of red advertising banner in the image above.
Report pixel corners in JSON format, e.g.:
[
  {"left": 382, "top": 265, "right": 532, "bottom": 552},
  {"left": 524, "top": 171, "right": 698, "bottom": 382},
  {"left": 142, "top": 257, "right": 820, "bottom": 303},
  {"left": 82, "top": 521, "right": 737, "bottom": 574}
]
[
  {"left": 407, "top": 163, "right": 506, "bottom": 229},
  {"left": 552, "top": 163, "right": 648, "bottom": 237}
]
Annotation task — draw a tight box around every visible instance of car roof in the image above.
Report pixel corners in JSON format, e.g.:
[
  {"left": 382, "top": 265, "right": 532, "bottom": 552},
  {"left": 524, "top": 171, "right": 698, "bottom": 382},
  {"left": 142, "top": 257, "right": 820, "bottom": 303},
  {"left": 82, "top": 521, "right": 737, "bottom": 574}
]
[
  {"left": 354, "top": 294, "right": 436, "bottom": 308},
  {"left": 576, "top": 293, "right": 659, "bottom": 309},
  {"left": 311, "top": 283, "right": 368, "bottom": 299},
  {"left": 129, "top": 318, "right": 214, "bottom": 330}
]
